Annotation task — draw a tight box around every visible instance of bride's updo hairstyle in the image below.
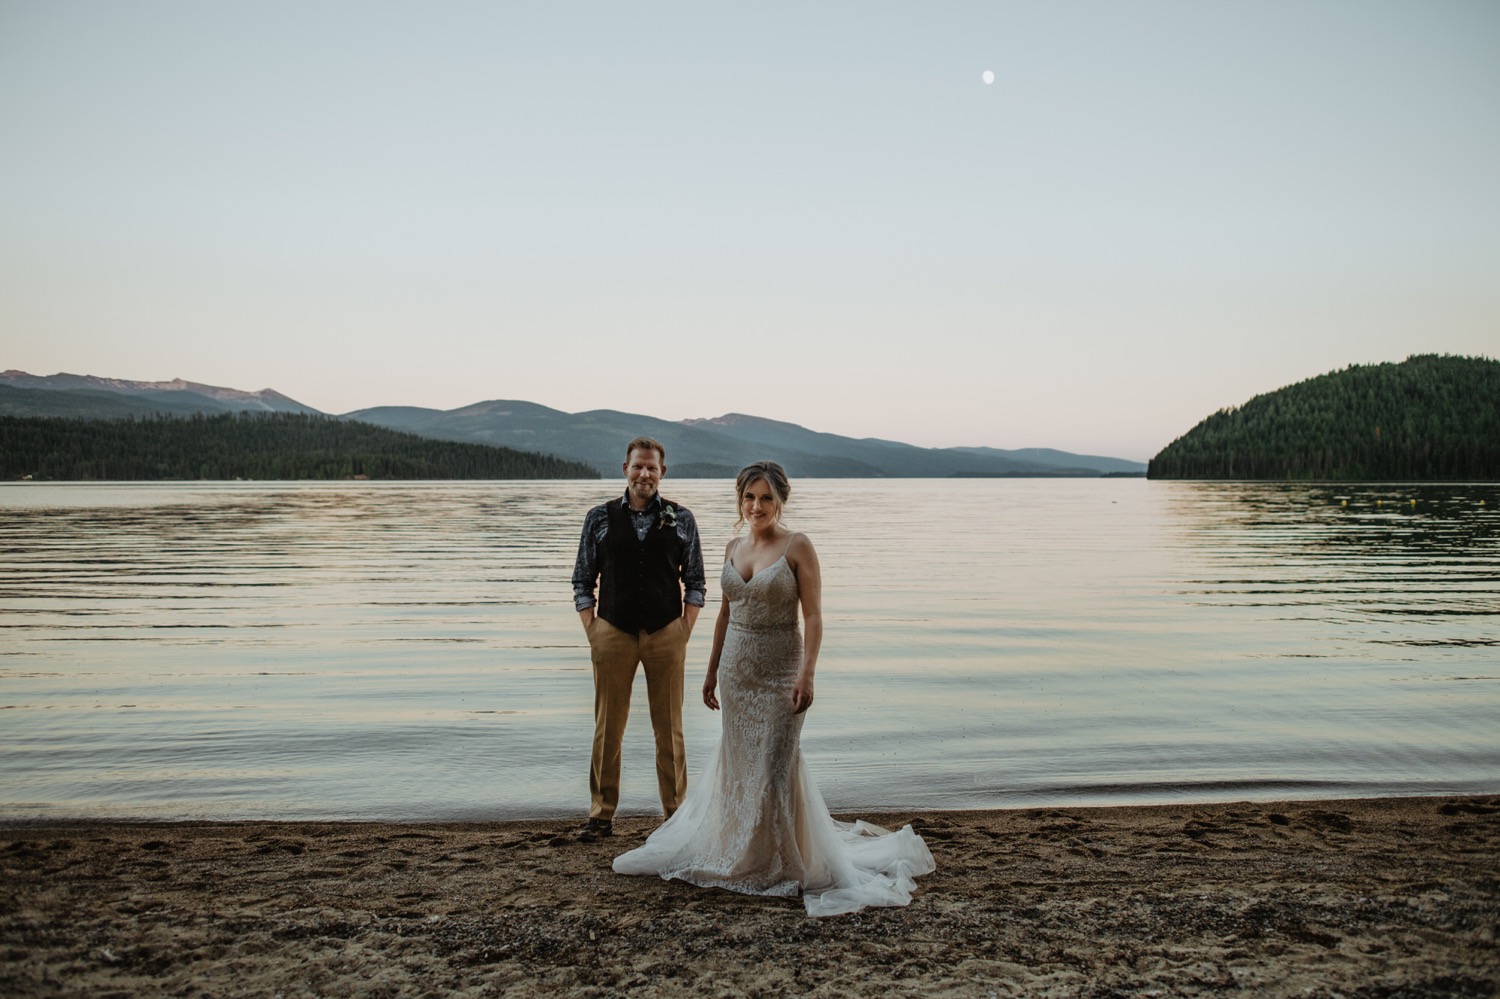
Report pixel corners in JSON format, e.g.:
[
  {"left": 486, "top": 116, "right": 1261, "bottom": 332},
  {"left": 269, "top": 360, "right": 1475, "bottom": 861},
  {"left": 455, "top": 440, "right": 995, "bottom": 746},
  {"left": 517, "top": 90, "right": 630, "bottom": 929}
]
[{"left": 734, "top": 460, "right": 792, "bottom": 531}]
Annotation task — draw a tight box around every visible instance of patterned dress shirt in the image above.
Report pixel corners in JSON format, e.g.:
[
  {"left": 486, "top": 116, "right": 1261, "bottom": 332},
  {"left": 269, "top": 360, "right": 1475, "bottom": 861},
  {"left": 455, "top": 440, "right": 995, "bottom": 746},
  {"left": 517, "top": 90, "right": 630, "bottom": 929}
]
[{"left": 572, "top": 492, "right": 707, "bottom": 613}]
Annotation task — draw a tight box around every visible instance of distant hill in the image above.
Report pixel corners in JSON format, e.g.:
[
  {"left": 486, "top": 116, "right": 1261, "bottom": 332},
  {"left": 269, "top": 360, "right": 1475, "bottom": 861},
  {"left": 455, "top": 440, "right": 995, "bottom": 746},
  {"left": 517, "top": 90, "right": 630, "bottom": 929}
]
[
  {"left": 0, "top": 412, "right": 599, "bottom": 481},
  {"left": 679, "top": 413, "right": 1145, "bottom": 477},
  {"left": 348, "top": 403, "right": 1146, "bottom": 478},
  {"left": 1147, "top": 354, "right": 1500, "bottom": 480},
  {"left": 0, "top": 371, "right": 318, "bottom": 415},
  {"left": 337, "top": 400, "right": 878, "bottom": 476},
  {"left": 0, "top": 383, "right": 238, "bottom": 419},
  {"left": 0, "top": 369, "right": 1147, "bottom": 477}
]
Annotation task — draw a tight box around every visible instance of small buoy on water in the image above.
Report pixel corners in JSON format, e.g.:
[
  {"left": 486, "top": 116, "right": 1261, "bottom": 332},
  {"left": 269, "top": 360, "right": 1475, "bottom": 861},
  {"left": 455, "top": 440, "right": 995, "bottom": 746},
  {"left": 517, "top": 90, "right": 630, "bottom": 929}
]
[
  {"left": 1340, "top": 499, "right": 1347, "bottom": 507},
  {"left": 1376, "top": 499, "right": 1383, "bottom": 507},
  {"left": 1410, "top": 499, "right": 1416, "bottom": 507}
]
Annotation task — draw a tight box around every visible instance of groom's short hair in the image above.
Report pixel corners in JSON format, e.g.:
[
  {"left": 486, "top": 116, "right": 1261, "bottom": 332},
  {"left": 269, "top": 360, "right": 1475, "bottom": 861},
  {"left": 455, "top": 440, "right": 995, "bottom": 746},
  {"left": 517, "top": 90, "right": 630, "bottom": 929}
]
[{"left": 625, "top": 436, "right": 666, "bottom": 464}]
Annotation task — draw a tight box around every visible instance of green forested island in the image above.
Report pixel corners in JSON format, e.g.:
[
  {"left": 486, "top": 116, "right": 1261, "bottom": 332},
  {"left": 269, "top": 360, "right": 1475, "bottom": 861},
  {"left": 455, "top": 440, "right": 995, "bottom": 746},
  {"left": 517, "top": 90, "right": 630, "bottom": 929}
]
[
  {"left": 0, "top": 412, "right": 600, "bottom": 480},
  {"left": 1148, "top": 354, "right": 1500, "bottom": 480}
]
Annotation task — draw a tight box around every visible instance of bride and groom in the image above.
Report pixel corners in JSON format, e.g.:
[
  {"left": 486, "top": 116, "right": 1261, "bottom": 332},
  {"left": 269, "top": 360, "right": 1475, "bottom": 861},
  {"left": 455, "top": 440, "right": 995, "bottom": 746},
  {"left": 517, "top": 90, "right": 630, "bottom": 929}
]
[{"left": 571, "top": 438, "right": 933, "bottom": 916}]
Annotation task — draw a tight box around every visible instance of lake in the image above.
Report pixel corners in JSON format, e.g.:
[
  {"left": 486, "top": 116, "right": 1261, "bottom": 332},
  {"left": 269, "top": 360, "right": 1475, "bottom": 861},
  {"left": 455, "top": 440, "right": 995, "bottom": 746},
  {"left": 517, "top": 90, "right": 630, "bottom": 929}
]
[{"left": 1, "top": 478, "right": 1496, "bottom": 822}]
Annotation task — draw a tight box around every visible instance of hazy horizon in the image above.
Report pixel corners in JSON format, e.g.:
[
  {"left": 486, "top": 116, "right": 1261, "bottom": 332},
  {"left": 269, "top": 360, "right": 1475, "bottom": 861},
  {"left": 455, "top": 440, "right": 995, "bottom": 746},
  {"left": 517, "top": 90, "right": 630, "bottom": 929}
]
[
  {"left": 4, "top": 2, "right": 1496, "bottom": 463},
  {"left": 1, "top": 366, "right": 1156, "bottom": 464}
]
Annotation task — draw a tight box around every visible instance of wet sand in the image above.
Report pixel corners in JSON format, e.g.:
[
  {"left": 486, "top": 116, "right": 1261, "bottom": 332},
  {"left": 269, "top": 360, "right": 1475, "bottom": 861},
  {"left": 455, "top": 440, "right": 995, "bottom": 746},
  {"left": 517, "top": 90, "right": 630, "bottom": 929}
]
[{"left": 2, "top": 795, "right": 1496, "bottom": 997}]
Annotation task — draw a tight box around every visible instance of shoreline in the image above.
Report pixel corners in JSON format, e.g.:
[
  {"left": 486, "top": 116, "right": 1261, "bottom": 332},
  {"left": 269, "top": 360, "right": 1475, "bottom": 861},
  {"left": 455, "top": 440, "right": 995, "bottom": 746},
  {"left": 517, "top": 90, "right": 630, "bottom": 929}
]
[
  {"left": 5, "top": 780, "right": 1494, "bottom": 822},
  {"left": 4, "top": 795, "right": 1496, "bottom": 997}
]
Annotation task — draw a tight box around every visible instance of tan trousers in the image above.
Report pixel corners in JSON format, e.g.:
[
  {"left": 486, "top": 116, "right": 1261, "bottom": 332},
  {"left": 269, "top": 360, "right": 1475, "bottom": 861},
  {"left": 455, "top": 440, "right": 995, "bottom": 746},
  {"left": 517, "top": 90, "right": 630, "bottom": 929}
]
[{"left": 586, "top": 617, "right": 689, "bottom": 821}]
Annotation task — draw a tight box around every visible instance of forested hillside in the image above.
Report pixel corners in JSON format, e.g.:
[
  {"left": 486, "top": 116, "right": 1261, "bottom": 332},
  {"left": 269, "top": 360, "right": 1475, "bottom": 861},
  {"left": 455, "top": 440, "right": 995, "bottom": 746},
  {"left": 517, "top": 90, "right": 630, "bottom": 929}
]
[
  {"left": 0, "top": 412, "right": 599, "bottom": 480},
  {"left": 1148, "top": 355, "right": 1499, "bottom": 480}
]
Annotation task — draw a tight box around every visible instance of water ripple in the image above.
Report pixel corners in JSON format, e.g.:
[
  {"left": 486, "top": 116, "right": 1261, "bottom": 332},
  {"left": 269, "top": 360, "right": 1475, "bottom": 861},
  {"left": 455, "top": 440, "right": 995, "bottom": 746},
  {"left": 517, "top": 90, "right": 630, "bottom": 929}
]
[{"left": 0, "top": 479, "right": 1496, "bottom": 821}]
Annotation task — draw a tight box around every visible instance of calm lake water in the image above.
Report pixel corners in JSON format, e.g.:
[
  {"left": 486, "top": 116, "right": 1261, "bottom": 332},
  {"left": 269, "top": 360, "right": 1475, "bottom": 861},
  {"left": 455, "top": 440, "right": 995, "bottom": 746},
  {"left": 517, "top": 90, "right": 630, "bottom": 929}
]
[{"left": 1, "top": 479, "right": 1496, "bottom": 822}]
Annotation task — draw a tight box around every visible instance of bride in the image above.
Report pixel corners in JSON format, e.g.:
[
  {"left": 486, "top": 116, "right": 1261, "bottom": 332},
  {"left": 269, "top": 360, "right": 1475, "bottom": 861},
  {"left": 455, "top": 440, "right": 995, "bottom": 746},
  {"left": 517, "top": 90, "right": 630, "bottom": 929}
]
[{"left": 613, "top": 461, "right": 934, "bottom": 916}]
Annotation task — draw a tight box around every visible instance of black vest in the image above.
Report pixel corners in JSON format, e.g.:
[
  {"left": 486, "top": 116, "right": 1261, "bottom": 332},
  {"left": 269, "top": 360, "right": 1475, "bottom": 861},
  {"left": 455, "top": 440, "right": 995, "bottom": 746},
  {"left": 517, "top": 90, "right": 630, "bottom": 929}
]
[{"left": 597, "top": 497, "right": 685, "bottom": 635}]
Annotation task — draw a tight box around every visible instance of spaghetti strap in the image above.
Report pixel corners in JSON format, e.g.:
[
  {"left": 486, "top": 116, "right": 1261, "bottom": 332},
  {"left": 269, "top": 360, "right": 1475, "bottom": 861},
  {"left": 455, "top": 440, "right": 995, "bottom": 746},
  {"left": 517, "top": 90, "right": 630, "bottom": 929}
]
[{"left": 780, "top": 532, "right": 797, "bottom": 559}]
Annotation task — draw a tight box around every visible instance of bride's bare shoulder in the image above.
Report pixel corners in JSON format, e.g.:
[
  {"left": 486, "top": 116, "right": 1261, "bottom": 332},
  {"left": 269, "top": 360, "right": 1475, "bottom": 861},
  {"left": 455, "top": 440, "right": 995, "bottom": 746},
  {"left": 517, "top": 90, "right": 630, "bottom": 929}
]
[{"left": 785, "top": 531, "right": 818, "bottom": 562}]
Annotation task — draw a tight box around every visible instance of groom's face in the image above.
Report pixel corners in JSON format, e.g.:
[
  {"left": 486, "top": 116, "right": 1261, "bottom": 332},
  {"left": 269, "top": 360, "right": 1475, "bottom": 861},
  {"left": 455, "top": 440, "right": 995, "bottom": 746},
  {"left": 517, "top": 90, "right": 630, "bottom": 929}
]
[{"left": 623, "top": 447, "right": 665, "bottom": 508}]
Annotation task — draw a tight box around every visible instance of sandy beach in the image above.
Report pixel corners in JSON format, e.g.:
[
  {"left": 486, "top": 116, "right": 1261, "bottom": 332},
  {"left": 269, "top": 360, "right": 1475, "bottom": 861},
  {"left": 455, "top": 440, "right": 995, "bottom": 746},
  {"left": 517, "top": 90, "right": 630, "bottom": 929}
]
[{"left": 3, "top": 795, "right": 1496, "bottom": 997}]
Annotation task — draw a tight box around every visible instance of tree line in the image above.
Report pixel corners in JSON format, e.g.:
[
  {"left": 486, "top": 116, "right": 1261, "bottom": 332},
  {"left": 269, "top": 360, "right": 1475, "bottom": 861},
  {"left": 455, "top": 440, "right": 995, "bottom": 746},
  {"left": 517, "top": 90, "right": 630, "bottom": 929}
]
[
  {"left": 0, "top": 412, "right": 600, "bottom": 481},
  {"left": 1148, "top": 354, "right": 1500, "bottom": 480}
]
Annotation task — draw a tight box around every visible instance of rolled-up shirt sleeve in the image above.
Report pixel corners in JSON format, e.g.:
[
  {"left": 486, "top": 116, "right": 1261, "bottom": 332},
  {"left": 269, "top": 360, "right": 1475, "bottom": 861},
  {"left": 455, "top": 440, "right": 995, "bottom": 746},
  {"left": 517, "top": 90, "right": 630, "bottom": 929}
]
[
  {"left": 571, "top": 506, "right": 609, "bottom": 611},
  {"left": 677, "top": 507, "right": 707, "bottom": 608}
]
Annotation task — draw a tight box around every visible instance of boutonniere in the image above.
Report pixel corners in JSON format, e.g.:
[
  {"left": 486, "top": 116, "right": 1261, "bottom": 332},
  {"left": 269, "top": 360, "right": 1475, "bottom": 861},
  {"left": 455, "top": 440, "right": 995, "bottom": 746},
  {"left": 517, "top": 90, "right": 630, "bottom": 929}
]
[{"left": 656, "top": 504, "right": 678, "bottom": 531}]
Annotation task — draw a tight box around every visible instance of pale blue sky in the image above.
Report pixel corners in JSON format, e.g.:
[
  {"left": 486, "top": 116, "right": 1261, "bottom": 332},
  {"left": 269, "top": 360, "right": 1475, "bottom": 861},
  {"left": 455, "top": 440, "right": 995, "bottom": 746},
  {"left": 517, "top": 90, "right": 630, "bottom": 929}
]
[{"left": 2, "top": 1, "right": 1496, "bottom": 461}]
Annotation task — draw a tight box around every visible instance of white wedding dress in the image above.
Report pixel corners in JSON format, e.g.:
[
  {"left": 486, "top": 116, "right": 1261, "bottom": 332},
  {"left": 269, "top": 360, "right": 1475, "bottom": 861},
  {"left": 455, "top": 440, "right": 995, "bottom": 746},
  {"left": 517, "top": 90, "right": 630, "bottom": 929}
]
[{"left": 613, "top": 550, "right": 934, "bottom": 916}]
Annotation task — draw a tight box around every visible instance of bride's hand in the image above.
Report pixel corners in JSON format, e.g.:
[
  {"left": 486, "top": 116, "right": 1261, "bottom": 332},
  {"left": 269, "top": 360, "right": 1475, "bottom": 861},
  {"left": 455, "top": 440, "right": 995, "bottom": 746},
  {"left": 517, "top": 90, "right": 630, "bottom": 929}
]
[
  {"left": 702, "top": 670, "right": 720, "bottom": 711},
  {"left": 790, "top": 675, "right": 814, "bottom": 714}
]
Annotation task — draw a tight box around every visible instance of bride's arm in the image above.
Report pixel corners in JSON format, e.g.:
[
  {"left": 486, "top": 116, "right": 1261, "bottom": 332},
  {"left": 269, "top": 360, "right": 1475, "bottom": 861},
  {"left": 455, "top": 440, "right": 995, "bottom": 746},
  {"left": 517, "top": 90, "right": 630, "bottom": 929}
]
[
  {"left": 790, "top": 533, "right": 822, "bottom": 714},
  {"left": 704, "top": 539, "right": 736, "bottom": 710},
  {"left": 703, "top": 593, "right": 730, "bottom": 710}
]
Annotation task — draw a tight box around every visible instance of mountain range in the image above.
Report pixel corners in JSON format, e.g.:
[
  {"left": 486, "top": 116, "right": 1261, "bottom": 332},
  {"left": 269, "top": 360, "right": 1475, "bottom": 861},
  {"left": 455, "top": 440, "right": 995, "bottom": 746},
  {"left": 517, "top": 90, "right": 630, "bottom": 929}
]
[
  {"left": 0, "top": 370, "right": 1145, "bottom": 478},
  {"left": 0, "top": 371, "right": 315, "bottom": 417}
]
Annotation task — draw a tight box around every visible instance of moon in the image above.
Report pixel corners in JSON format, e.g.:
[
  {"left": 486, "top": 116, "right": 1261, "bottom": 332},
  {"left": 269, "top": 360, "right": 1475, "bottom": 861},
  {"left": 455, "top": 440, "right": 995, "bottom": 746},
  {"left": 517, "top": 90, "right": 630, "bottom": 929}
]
[{"left": 982, "top": 69, "right": 994, "bottom": 85}]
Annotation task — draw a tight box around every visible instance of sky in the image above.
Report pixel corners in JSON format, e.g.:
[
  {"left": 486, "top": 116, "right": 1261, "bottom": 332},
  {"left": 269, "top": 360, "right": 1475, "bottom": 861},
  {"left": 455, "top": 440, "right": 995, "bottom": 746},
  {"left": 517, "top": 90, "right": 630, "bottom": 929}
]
[{"left": 2, "top": 1, "right": 1496, "bottom": 462}]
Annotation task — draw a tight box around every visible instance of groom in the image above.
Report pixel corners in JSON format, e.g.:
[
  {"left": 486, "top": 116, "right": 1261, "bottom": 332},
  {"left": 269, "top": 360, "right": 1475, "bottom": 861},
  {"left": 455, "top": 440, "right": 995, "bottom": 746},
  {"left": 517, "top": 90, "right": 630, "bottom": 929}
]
[{"left": 571, "top": 436, "right": 705, "bottom": 841}]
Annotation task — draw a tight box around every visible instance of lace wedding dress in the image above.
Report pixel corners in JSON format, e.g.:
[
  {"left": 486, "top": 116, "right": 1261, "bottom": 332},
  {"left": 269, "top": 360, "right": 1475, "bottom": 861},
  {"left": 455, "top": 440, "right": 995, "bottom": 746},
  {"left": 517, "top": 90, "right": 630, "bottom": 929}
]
[{"left": 613, "top": 551, "right": 934, "bottom": 916}]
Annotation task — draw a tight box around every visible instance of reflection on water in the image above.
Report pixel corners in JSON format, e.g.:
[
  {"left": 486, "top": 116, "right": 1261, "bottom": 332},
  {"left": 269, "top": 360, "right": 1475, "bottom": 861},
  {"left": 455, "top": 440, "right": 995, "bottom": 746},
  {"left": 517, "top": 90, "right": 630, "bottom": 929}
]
[
  {"left": 0, "top": 479, "right": 1496, "bottom": 821},
  {"left": 1165, "top": 483, "right": 1499, "bottom": 646}
]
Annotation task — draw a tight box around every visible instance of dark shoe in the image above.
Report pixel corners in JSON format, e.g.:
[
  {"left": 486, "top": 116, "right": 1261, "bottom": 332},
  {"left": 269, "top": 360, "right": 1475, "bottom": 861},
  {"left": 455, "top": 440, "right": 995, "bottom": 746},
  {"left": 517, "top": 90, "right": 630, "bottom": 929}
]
[{"left": 577, "top": 818, "right": 613, "bottom": 842}]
